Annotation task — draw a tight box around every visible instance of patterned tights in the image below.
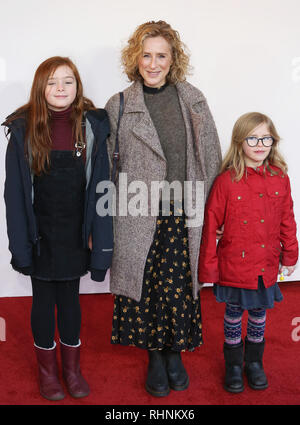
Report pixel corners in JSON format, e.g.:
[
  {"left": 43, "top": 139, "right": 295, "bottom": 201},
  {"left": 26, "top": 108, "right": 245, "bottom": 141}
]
[{"left": 224, "top": 303, "right": 266, "bottom": 345}]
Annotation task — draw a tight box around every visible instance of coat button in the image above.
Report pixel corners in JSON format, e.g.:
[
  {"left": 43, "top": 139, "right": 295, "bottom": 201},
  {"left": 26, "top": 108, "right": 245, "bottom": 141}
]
[
  {"left": 275, "top": 191, "right": 279, "bottom": 195},
  {"left": 260, "top": 219, "right": 265, "bottom": 223},
  {"left": 261, "top": 244, "right": 265, "bottom": 248},
  {"left": 243, "top": 220, "right": 248, "bottom": 224},
  {"left": 259, "top": 193, "right": 263, "bottom": 198},
  {"left": 261, "top": 268, "right": 265, "bottom": 272},
  {"left": 237, "top": 196, "right": 242, "bottom": 200}
]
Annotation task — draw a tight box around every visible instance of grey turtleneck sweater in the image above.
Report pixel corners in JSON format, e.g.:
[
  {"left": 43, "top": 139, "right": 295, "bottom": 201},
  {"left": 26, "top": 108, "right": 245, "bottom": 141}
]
[{"left": 143, "top": 84, "right": 187, "bottom": 195}]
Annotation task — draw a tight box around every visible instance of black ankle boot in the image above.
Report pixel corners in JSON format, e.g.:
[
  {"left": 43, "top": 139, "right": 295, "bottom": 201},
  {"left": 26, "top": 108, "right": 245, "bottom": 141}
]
[
  {"left": 145, "top": 350, "right": 170, "bottom": 397},
  {"left": 244, "top": 338, "right": 268, "bottom": 390},
  {"left": 164, "top": 348, "right": 189, "bottom": 391},
  {"left": 223, "top": 341, "right": 244, "bottom": 393}
]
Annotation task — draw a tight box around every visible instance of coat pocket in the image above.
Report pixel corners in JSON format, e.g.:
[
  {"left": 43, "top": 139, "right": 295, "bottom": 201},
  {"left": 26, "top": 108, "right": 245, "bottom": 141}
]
[
  {"left": 267, "top": 186, "right": 285, "bottom": 216},
  {"left": 218, "top": 245, "right": 252, "bottom": 284},
  {"left": 226, "top": 192, "right": 249, "bottom": 237}
]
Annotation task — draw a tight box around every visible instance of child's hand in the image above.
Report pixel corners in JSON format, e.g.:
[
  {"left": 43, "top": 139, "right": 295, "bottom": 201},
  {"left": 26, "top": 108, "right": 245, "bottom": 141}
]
[
  {"left": 279, "top": 265, "right": 296, "bottom": 277},
  {"left": 216, "top": 224, "right": 224, "bottom": 240},
  {"left": 88, "top": 234, "right": 93, "bottom": 250}
]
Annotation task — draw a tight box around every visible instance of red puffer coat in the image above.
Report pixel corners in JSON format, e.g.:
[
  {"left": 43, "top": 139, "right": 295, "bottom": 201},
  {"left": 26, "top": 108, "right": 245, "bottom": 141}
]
[{"left": 198, "top": 166, "right": 298, "bottom": 289}]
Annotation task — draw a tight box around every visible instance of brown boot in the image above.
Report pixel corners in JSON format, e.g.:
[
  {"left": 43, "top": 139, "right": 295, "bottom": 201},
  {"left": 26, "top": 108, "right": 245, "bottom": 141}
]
[
  {"left": 60, "top": 340, "right": 90, "bottom": 398},
  {"left": 34, "top": 342, "right": 65, "bottom": 401}
]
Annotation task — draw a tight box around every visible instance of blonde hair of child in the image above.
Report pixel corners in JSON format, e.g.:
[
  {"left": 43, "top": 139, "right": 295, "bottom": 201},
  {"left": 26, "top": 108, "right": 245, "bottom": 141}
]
[{"left": 220, "top": 112, "right": 288, "bottom": 181}]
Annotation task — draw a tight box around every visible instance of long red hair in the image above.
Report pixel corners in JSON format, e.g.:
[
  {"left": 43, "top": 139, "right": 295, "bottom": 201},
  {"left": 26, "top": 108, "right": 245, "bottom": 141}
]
[{"left": 4, "top": 56, "right": 95, "bottom": 175}]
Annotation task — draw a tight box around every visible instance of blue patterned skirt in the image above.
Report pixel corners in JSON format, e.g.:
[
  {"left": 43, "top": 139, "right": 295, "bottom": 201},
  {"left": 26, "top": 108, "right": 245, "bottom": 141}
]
[{"left": 213, "top": 276, "right": 283, "bottom": 310}]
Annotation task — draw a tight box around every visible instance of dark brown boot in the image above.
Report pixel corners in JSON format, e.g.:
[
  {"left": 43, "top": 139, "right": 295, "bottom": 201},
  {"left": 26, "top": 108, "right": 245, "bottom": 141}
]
[
  {"left": 60, "top": 340, "right": 90, "bottom": 398},
  {"left": 34, "top": 343, "right": 65, "bottom": 401}
]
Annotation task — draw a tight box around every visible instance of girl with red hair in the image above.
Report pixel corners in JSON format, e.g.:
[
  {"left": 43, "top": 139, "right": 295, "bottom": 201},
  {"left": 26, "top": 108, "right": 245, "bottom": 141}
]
[{"left": 3, "top": 56, "right": 113, "bottom": 400}]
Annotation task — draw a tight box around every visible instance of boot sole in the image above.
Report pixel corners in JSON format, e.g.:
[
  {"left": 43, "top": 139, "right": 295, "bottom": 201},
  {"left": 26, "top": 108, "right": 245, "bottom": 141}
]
[
  {"left": 245, "top": 369, "right": 268, "bottom": 390},
  {"left": 63, "top": 373, "right": 90, "bottom": 398},
  {"left": 40, "top": 391, "right": 65, "bottom": 401},
  {"left": 169, "top": 376, "right": 189, "bottom": 391},
  {"left": 145, "top": 383, "right": 170, "bottom": 397},
  {"left": 248, "top": 382, "right": 268, "bottom": 390},
  {"left": 68, "top": 390, "right": 90, "bottom": 398},
  {"left": 224, "top": 384, "right": 244, "bottom": 393}
]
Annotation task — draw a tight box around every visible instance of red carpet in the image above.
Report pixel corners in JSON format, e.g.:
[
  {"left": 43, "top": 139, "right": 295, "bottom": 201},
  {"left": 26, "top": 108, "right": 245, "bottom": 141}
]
[{"left": 0, "top": 283, "right": 300, "bottom": 405}]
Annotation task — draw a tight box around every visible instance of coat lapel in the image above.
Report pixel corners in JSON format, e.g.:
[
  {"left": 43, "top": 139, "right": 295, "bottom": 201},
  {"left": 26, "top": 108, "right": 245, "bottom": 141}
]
[
  {"left": 125, "top": 81, "right": 166, "bottom": 161},
  {"left": 176, "top": 82, "right": 207, "bottom": 181}
]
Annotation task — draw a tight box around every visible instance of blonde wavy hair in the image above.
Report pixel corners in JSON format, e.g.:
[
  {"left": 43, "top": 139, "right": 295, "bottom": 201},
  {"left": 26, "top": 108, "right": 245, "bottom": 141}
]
[
  {"left": 121, "top": 20, "right": 191, "bottom": 83},
  {"left": 221, "top": 112, "right": 287, "bottom": 181}
]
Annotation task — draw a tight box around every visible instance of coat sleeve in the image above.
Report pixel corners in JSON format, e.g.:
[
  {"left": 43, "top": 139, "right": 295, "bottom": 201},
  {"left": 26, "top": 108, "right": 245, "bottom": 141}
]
[
  {"left": 89, "top": 115, "right": 114, "bottom": 282},
  {"left": 4, "top": 130, "right": 33, "bottom": 269},
  {"left": 105, "top": 93, "right": 121, "bottom": 176},
  {"left": 198, "top": 174, "right": 227, "bottom": 283},
  {"left": 280, "top": 175, "right": 298, "bottom": 266},
  {"left": 198, "top": 97, "right": 222, "bottom": 198}
]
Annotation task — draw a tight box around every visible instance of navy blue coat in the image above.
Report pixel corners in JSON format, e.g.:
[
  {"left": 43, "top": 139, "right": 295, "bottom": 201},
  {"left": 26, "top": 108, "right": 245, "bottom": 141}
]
[{"left": 3, "top": 109, "right": 113, "bottom": 281}]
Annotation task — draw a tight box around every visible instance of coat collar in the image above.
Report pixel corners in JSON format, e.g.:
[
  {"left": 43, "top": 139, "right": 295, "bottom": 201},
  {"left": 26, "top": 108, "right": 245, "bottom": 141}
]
[
  {"left": 246, "top": 165, "right": 280, "bottom": 177},
  {"left": 175, "top": 80, "right": 206, "bottom": 108},
  {"left": 122, "top": 80, "right": 208, "bottom": 163},
  {"left": 176, "top": 81, "right": 208, "bottom": 180},
  {"left": 124, "top": 80, "right": 148, "bottom": 113},
  {"left": 124, "top": 81, "right": 166, "bottom": 161},
  {"left": 176, "top": 81, "right": 206, "bottom": 134},
  {"left": 124, "top": 80, "right": 206, "bottom": 113}
]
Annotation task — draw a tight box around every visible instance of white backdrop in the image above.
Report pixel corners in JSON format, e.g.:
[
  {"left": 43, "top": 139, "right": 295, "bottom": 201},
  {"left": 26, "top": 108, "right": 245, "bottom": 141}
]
[{"left": 0, "top": 0, "right": 299, "bottom": 297}]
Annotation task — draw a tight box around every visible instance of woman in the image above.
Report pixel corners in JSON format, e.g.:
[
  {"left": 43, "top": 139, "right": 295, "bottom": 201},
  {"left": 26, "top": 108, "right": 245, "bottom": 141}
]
[
  {"left": 3, "top": 56, "right": 113, "bottom": 400},
  {"left": 105, "top": 21, "right": 221, "bottom": 397}
]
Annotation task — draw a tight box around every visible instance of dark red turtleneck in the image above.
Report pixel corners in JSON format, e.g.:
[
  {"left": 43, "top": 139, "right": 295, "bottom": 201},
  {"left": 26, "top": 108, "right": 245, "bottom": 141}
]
[{"left": 50, "top": 106, "right": 74, "bottom": 151}]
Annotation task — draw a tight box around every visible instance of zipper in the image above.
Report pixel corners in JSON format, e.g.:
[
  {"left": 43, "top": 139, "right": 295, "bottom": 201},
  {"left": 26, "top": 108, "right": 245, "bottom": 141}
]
[{"left": 84, "top": 134, "right": 99, "bottom": 246}]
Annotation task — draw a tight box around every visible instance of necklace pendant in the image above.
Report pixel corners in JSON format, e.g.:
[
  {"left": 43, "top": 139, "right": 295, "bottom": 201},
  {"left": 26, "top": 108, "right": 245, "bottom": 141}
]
[{"left": 76, "top": 151, "right": 81, "bottom": 157}]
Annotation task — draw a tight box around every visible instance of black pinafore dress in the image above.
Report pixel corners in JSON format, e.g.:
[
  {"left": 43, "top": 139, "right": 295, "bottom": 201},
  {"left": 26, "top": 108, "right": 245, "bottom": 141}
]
[{"left": 32, "top": 150, "right": 89, "bottom": 281}]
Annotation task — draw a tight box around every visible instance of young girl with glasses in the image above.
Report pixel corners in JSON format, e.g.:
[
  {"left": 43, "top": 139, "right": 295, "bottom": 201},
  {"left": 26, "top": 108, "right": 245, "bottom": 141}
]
[{"left": 198, "top": 112, "right": 298, "bottom": 393}]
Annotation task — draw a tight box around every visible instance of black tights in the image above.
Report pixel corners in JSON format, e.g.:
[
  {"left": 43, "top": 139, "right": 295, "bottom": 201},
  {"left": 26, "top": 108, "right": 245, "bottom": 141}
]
[{"left": 31, "top": 277, "right": 81, "bottom": 349}]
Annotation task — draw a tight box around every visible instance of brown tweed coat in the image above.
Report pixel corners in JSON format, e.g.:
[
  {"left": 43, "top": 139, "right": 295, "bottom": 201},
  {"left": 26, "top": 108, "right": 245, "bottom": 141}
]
[{"left": 105, "top": 80, "right": 221, "bottom": 301}]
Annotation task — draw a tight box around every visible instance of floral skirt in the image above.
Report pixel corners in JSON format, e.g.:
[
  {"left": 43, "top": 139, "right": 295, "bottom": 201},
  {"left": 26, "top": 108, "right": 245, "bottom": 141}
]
[{"left": 111, "top": 202, "right": 203, "bottom": 352}]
